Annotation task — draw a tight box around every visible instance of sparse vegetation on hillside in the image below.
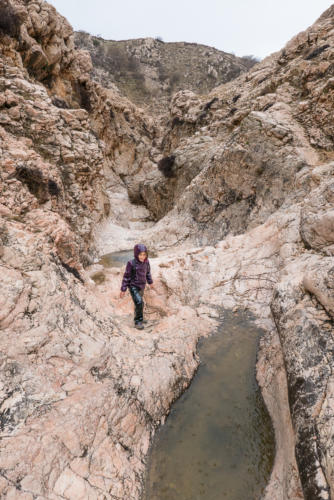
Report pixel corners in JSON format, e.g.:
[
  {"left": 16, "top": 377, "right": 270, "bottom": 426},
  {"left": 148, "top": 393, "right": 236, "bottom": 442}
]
[
  {"left": 75, "top": 32, "right": 257, "bottom": 114},
  {"left": 241, "top": 54, "right": 261, "bottom": 69}
]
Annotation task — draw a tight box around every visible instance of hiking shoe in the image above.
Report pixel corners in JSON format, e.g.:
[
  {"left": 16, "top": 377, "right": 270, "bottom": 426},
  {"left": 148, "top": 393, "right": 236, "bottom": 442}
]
[{"left": 135, "top": 322, "right": 144, "bottom": 330}]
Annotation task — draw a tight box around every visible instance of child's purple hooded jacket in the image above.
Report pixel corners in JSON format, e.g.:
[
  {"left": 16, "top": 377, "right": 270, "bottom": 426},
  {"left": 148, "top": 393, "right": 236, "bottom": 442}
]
[{"left": 120, "top": 244, "right": 153, "bottom": 292}]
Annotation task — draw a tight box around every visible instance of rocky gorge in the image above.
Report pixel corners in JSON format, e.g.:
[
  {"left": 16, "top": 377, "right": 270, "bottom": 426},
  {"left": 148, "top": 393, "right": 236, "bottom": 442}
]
[{"left": 1, "top": 1, "right": 334, "bottom": 499}]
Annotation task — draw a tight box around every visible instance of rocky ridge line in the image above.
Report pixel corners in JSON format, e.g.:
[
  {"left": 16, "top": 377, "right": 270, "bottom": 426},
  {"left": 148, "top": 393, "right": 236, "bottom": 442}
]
[{"left": 74, "top": 31, "right": 255, "bottom": 115}]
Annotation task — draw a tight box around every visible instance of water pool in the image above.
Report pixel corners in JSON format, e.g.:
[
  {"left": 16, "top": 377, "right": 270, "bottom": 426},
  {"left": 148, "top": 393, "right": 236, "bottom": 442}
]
[{"left": 144, "top": 310, "right": 275, "bottom": 500}]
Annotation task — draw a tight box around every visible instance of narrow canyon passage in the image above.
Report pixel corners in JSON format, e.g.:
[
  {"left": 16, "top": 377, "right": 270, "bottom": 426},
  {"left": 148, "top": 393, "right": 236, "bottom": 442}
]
[
  {"left": 92, "top": 231, "right": 278, "bottom": 499},
  {"left": 88, "top": 187, "right": 306, "bottom": 500}
]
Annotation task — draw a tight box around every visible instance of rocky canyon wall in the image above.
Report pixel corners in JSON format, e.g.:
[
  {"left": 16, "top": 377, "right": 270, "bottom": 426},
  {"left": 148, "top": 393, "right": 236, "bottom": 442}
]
[
  {"left": 138, "top": 6, "right": 334, "bottom": 249},
  {"left": 0, "top": 1, "right": 161, "bottom": 498}
]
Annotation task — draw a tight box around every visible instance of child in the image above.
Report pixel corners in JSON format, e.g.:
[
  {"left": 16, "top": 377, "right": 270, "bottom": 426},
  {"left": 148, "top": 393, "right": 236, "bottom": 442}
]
[{"left": 120, "top": 243, "right": 154, "bottom": 329}]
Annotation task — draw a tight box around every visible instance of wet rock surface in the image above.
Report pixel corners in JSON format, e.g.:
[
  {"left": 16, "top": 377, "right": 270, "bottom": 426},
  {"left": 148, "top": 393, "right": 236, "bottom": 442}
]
[{"left": 1, "top": 1, "right": 334, "bottom": 499}]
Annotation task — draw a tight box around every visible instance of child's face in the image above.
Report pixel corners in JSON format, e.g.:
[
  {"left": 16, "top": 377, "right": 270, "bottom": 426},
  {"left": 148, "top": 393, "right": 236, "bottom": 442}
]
[{"left": 138, "top": 251, "right": 147, "bottom": 262}]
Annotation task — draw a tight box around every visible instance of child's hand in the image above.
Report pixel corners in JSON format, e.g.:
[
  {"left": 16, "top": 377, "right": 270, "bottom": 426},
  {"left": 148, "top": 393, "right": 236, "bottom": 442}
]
[
  {"left": 120, "top": 291, "right": 126, "bottom": 298},
  {"left": 149, "top": 284, "right": 155, "bottom": 291}
]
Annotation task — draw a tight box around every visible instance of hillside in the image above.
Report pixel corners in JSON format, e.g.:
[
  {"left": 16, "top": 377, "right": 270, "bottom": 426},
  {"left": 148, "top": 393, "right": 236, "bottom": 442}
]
[{"left": 74, "top": 31, "right": 256, "bottom": 114}]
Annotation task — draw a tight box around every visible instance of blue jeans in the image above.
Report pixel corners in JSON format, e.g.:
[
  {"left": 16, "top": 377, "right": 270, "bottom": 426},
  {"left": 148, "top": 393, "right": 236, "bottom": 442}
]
[{"left": 129, "top": 286, "right": 144, "bottom": 324}]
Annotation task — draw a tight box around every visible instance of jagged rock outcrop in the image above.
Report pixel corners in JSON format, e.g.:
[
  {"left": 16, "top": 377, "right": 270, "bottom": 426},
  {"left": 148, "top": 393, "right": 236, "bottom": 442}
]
[
  {"left": 2, "top": 1, "right": 334, "bottom": 499},
  {"left": 0, "top": 0, "right": 160, "bottom": 267},
  {"left": 74, "top": 31, "right": 255, "bottom": 115},
  {"left": 0, "top": 43, "right": 106, "bottom": 271},
  {"left": 135, "top": 6, "right": 334, "bottom": 248}
]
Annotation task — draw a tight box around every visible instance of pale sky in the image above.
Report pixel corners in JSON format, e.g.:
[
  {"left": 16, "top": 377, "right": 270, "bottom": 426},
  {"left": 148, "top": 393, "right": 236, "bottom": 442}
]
[{"left": 48, "top": 0, "right": 333, "bottom": 59}]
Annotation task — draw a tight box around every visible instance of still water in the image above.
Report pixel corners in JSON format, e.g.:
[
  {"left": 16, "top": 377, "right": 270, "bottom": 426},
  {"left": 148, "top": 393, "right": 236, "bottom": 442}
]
[
  {"left": 99, "top": 250, "right": 133, "bottom": 268},
  {"left": 144, "top": 310, "right": 275, "bottom": 500},
  {"left": 99, "top": 248, "right": 158, "bottom": 269}
]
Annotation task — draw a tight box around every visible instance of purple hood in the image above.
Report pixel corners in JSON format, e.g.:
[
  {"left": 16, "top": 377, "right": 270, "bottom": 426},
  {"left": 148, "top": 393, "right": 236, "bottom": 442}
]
[{"left": 134, "top": 243, "right": 148, "bottom": 261}]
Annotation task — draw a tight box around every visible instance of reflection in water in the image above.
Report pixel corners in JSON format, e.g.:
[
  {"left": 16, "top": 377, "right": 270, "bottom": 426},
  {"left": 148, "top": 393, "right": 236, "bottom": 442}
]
[
  {"left": 99, "top": 250, "right": 133, "bottom": 268},
  {"left": 99, "top": 249, "right": 158, "bottom": 269},
  {"left": 144, "top": 311, "right": 275, "bottom": 500}
]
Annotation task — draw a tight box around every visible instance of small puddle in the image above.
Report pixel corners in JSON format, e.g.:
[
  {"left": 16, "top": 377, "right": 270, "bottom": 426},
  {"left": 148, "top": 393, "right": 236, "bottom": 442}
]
[
  {"left": 98, "top": 249, "right": 158, "bottom": 269},
  {"left": 144, "top": 310, "right": 275, "bottom": 500},
  {"left": 98, "top": 250, "right": 133, "bottom": 268}
]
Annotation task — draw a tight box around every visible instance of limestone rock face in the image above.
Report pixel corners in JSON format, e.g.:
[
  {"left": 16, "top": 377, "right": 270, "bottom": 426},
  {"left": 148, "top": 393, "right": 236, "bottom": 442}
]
[
  {"left": 300, "top": 170, "right": 334, "bottom": 256},
  {"left": 136, "top": 6, "right": 334, "bottom": 247},
  {"left": 2, "top": 1, "right": 334, "bottom": 500},
  {"left": 74, "top": 32, "right": 255, "bottom": 115},
  {"left": 0, "top": 0, "right": 160, "bottom": 264},
  {"left": 0, "top": 44, "right": 106, "bottom": 270}
]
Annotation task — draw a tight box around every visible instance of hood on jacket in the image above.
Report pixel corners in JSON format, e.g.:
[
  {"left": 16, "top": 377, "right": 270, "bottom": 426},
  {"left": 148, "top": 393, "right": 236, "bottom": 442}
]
[{"left": 134, "top": 243, "right": 148, "bottom": 261}]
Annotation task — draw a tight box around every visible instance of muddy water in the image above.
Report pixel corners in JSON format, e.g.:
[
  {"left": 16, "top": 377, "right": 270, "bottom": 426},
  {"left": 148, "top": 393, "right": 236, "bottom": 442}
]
[{"left": 144, "top": 311, "right": 275, "bottom": 500}]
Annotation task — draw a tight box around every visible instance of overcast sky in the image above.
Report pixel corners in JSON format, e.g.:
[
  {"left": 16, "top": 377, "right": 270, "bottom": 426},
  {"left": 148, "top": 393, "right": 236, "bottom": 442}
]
[{"left": 48, "top": 0, "right": 333, "bottom": 59}]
